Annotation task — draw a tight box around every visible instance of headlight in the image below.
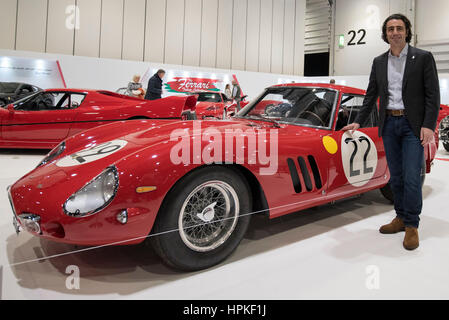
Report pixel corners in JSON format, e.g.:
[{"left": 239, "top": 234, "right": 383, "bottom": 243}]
[
  {"left": 63, "top": 166, "right": 119, "bottom": 217},
  {"left": 37, "top": 142, "right": 65, "bottom": 167}
]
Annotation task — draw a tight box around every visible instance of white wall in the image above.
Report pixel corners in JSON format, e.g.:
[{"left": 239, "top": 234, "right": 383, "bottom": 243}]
[
  {"left": 0, "top": 0, "right": 306, "bottom": 76},
  {"left": 415, "top": 0, "right": 449, "bottom": 43},
  {"left": 415, "top": 0, "right": 449, "bottom": 73},
  {"left": 333, "top": 0, "right": 414, "bottom": 76}
]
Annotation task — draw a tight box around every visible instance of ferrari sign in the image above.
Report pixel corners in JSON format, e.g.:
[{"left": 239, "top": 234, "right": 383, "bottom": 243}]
[
  {"left": 140, "top": 68, "right": 239, "bottom": 98},
  {"left": 165, "top": 77, "right": 220, "bottom": 93}
]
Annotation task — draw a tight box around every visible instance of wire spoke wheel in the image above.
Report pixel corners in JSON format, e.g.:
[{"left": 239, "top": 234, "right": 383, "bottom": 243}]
[{"left": 179, "top": 181, "right": 239, "bottom": 252}]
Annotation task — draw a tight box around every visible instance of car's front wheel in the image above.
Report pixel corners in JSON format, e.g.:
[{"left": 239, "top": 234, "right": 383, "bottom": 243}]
[{"left": 150, "top": 166, "right": 252, "bottom": 271}]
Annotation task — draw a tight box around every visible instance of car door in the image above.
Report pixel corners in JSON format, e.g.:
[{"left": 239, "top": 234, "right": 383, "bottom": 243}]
[
  {"left": 248, "top": 87, "right": 335, "bottom": 218},
  {"left": 325, "top": 93, "right": 388, "bottom": 197},
  {"left": 2, "top": 91, "right": 80, "bottom": 144}
]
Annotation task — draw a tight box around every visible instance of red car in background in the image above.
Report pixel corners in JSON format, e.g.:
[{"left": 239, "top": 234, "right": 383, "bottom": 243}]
[
  {"left": 437, "top": 104, "right": 449, "bottom": 151},
  {"left": 0, "top": 88, "right": 196, "bottom": 149},
  {"left": 190, "top": 91, "right": 248, "bottom": 119}
]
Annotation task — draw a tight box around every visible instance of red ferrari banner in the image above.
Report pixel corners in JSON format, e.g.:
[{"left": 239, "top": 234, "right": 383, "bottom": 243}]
[{"left": 165, "top": 77, "right": 221, "bottom": 93}]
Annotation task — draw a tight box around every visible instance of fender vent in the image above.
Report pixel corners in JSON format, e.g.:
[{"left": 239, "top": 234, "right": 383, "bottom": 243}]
[
  {"left": 287, "top": 158, "right": 302, "bottom": 193},
  {"left": 307, "top": 155, "right": 323, "bottom": 189},
  {"left": 287, "top": 155, "right": 323, "bottom": 193},
  {"left": 297, "top": 157, "right": 313, "bottom": 191}
]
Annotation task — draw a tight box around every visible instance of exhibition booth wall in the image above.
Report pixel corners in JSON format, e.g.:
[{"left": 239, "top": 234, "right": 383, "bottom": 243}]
[
  {"left": 0, "top": 0, "right": 306, "bottom": 76},
  {"left": 2, "top": 49, "right": 449, "bottom": 105}
]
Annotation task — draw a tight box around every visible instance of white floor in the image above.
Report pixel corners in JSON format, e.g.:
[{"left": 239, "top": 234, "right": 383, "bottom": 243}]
[{"left": 1, "top": 146, "right": 449, "bottom": 300}]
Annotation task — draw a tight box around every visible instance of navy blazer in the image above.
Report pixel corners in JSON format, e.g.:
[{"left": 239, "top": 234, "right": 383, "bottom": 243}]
[{"left": 355, "top": 45, "right": 440, "bottom": 138}]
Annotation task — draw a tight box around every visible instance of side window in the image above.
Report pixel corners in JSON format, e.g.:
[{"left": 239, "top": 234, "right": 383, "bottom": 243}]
[
  {"left": 69, "top": 94, "right": 85, "bottom": 108},
  {"left": 20, "top": 86, "right": 31, "bottom": 94},
  {"left": 36, "top": 93, "right": 85, "bottom": 110},
  {"left": 336, "top": 94, "right": 378, "bottom": 130}
]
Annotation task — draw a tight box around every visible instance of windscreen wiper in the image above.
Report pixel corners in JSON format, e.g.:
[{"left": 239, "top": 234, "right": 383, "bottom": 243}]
[{"left": 246, "top": 114, "right": 281, "bottom": 128}]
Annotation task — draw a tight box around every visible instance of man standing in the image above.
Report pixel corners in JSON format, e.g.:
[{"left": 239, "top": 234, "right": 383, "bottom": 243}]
[
  {"left": 342, "top": 13, "right": 440, "bottom": 250},
  {"left": 144, "top": 69, "right": 165, "bottom": 100},
  {"left": 231, "top": 79, "right": 242, "bottom": 111}
]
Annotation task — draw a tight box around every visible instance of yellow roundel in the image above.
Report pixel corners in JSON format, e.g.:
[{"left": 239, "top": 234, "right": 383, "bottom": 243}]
[{"left": 322, "top": 136, "right": 338, "bottom": 154}]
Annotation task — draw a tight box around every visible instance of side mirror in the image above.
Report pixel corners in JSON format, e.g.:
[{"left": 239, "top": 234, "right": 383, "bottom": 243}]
[{"left": 7, "top": 104, "right": 14, "bottom": 112}]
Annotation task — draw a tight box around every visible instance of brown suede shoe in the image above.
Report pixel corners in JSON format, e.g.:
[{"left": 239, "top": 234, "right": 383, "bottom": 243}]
[
  {"left": 403, "top": 227, "right": 419, "bottom": 250},
  {"left": 379, "top": 217, "right": 405, "bottom": 234}
]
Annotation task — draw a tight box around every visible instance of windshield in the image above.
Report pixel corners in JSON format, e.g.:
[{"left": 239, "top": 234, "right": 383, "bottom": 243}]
[
  {"left": 238, "top": 86, "right": 337, "bottom": 129},
  {"left": 0, "top": 82, "right": 19, "bottom": 94},
  {"left": 196, "top": 92, "right": 221, "bottom": 103}
]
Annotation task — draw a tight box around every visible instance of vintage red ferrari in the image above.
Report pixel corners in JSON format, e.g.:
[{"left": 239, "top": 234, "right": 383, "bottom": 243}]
[
  {"left": 190, "top": 91, "right": 248, "bottom": 120},
  {"left": 437, "top": 103, "right": 449, "bottom": 151},
  {"left": 0, "top": 88, "right": 196, "bottom": 149},
  {"left": 8, "top": 83, "right": 438, "bottom": 271}
]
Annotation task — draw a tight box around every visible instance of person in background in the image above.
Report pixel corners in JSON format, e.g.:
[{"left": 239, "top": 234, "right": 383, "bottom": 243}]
[
  {"left": 342, "top": 13, "right": 440, "bottom": 251},
  {"left": 330, "top": 79, "right": 336, "bottom": 84},
  {"left": 224, "top": 84, "right": 232, "bottom": 100},
  {"left": 127, "top": 75, "right": 145, "bottom": 99},
  {"left": 145, "top": 69, "right": 165, "bottom": 100},
  {"left": 231, "top": 79, "right": 242, "bottom": 111}
]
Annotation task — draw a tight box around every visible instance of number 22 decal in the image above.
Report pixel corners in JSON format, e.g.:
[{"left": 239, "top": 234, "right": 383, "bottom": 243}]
[{"left": 344, "top": 136, "right": 374, "bottom": 177}]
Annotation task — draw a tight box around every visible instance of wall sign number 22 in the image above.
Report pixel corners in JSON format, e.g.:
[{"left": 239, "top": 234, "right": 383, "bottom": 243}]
[{"left": 348, "top": 29, "right": 366, "bottom": 46}]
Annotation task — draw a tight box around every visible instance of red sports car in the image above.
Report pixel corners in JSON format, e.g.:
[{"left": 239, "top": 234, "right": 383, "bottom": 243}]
[
  {"left": 437, "top": 104, "right": 449, "bottom": 151},
  {"left": 8, "top": 83, "right": 438, "bottom": 271},
  {"left": 190, "top": 91, "right": 248, "bottom": 120},
  {"left": 0, "top": 88, "right": 196, "bottom": 149}
]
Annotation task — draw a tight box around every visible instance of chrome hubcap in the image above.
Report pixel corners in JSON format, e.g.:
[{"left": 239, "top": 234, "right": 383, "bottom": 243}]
[{"left": 178, "top": 181, "right": 239, "bottom": 252}]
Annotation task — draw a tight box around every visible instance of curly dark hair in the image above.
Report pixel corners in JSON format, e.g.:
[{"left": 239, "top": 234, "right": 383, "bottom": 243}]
[{"left": 382, "top": 13, "right": 413, "bottom": 44}]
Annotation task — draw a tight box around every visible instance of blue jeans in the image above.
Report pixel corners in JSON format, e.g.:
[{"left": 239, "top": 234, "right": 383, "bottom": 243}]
[{"left": 382, "top": 116, "right": 424, "bottom": 228}]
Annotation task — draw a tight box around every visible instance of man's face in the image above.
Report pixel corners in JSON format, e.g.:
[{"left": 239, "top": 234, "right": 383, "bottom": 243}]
[
  {"left": 386, "top": 19, "right": 407, "bottom": 47},
  {"left": 159, "top": 72, "right": 165, "bottom": 79}
]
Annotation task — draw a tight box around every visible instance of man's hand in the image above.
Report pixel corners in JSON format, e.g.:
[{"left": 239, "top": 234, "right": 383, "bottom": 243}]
[
  {"left": 420, "top": 127, "right": 435, "bottom": 146},
  {"left": 341, "top": 123, "right": 360, "bottom": 133}
]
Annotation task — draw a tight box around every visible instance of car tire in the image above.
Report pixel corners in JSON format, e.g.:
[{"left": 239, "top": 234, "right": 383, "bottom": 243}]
[
  {"left": 380, "top": 160, "right": 426, "bottom": 203},
  {"left": 443, "top": 141, "right": 449, "bottom": 152},
  {"left": 149, "top": 166, "right": 252, "bottom": 271}
]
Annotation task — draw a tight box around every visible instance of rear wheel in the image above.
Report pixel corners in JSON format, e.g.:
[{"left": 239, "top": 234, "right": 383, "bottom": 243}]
[
  {"left": 380, "top": 160, "right": 426, "bottom": 203},
  {"left": 150, "top": 166, "right": 252, "bottom": 271}
]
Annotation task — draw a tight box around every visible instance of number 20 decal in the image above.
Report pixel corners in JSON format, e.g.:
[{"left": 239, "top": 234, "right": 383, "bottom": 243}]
[
  {"left": 341, "top": 132, "right": 378, "bottom": 187},
  {"left": 57, "top": 140, "right": 128, "bottom": 167}
]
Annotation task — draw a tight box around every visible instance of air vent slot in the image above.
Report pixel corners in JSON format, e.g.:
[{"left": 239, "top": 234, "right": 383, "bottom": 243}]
[
  {"left": 297, "top": 157, "right": 313, "bottom": 191},
  {"left": 287, "top": 158, "right": 302, "bottom": 193},
  {"left": 307, "top": 155, "right": 322, "bottom": 189}
]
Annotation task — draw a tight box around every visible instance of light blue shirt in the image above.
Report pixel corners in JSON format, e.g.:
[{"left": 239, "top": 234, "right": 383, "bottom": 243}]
[{"left": 387, "top": 43, "right": 408, "bottom": 110}]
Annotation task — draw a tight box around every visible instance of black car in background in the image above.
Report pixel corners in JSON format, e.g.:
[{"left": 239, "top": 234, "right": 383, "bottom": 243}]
[{"left": 0, "top": 82, "right": 42, "bottom": 107}]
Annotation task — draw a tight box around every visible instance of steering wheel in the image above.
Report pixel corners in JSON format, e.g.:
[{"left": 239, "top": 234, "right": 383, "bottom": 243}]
[
  {"left": 302, "top": 110, "right": 325, "bottom": 126},
  {"left": 264, "top": 104, "right": 277, "bottom": 115}
]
